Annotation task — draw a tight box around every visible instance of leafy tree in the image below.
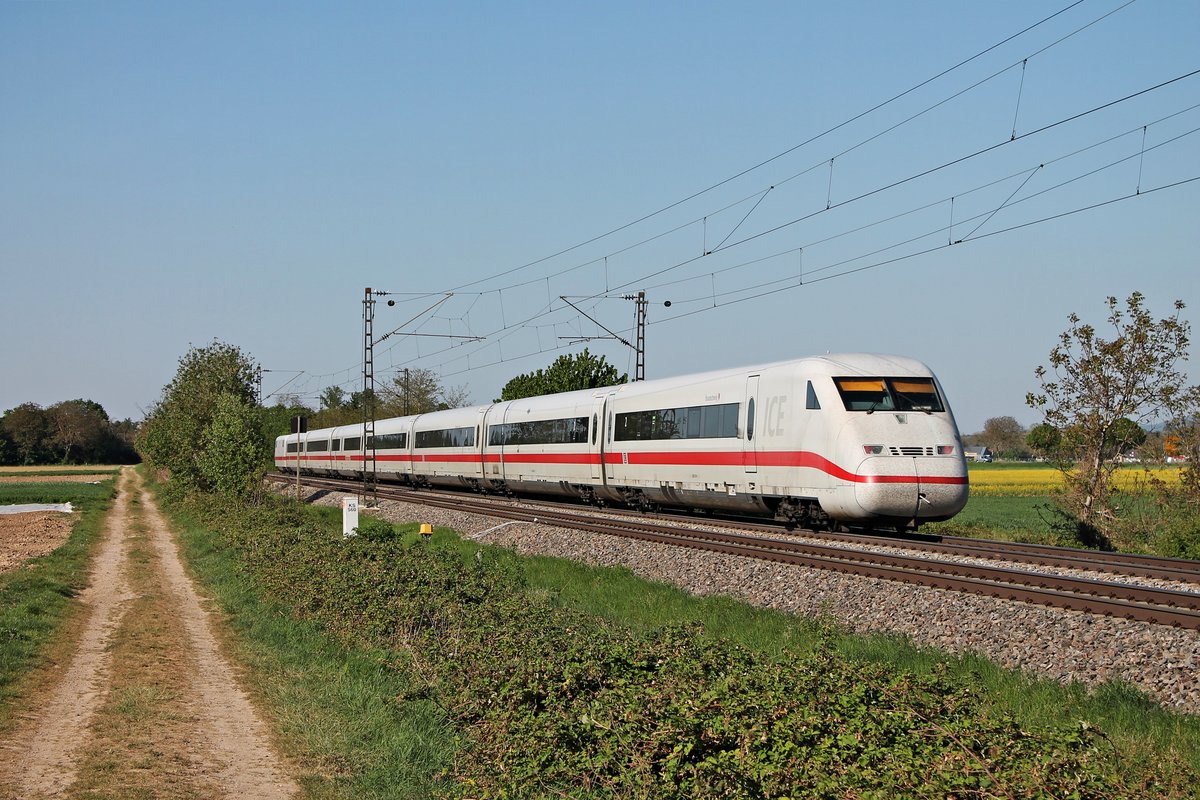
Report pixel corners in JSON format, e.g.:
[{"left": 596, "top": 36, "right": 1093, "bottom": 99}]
[
  {"left": 197, "top": 393, "right": 266, "bottom": 498},
  {"left": 1106, "top": 417, "right": 1146, "bottom": 458},
  {"left": 138, "top": 340, "right": 261, "bottom": 493},
  {"left": 319, "top": 385, "right": 347, "bottom": 411},
  {"left": 309, "top": 385, "right": 356, "bottom": 429},
  {"left": 498, "top": 349, "right": 627, "bottom": 401},
  {"left": 2, "top": 403, "right": 49, "bottom": 465},
  {"left": 45, "top": 399, "right": 109, "bottom": 463},
  {"left": 1025, "top": 423, "right": 1061, "bottom": 458},
  {"left": 0, "top": 401, "right": 135, "bottom": 466},
  {"left": 262, "top": 400, "right": 314, "bottom": 441},
  {"left": 98, "top": 417, "right": 140, "bottom": 464},
  {"left": 347, "top": 388, "right": 375, "bottom": 412},
  {"left": 1026, "top": 293, "right": 1198, "bottom": 547},
  {"left": 980, "top": 416, "right": 1027, "bottom": 459},
  {"left": 379, "top": 368, "right": 469, "bottom": 415}
]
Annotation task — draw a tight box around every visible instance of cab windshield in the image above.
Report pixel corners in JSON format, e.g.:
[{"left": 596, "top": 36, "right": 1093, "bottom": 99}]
[{"left": 833, "top": 377, "right": 944, "bottom": 413}]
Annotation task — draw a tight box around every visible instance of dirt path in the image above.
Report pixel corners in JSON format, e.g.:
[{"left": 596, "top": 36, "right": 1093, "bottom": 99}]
[{"left": 0, "top": 468, "right": 298, "bottom": 799}]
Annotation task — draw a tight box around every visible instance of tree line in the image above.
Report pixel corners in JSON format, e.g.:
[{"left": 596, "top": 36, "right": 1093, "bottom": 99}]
[
  {"left": 0, "top": 399, "right": 138, "bottom": 466},
  {"left": 963, "top": 414, "right": 1160, "bottom": 463},
  {"left": 135, "top": 341, "right": 627, "bottom": 499}
]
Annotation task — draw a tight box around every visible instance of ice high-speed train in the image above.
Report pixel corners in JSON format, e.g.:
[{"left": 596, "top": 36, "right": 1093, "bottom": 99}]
[{"left": 275, "top": 354, "right": 969, "bottom": 529}]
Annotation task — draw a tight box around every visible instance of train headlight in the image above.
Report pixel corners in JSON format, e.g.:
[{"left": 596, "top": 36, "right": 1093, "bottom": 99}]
[
  {"left": 937, "top": 445, "right": 955, "bottom": 455},
  {"left": 863, "top": 445, "right": 883, "bottom": 455}
]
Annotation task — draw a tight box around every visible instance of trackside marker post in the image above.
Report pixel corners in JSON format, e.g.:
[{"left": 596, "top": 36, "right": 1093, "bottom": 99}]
[{"left": 343, "top": 496, "right": 360, "bottom": 538}]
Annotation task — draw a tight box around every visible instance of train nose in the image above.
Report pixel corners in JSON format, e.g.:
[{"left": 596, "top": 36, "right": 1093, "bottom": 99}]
[{"left": 855, "top": 456, "right": 968, "bottom": 521}]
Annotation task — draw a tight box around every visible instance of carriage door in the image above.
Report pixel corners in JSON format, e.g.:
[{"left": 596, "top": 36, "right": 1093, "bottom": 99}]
[
  {"left": 590, "top": 395, "right": 606, "bottom": 482},
  {"left": 603, "top": 393, "right": 617, "bottom": 481},
  {"left": 744, "top": 375, "right": 759, "bottom": 474}
]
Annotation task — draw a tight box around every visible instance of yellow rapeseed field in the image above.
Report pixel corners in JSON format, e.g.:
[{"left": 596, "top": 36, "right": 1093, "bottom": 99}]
[{"left": 968, "top": 465, "right": 1183, "bottom": 496}]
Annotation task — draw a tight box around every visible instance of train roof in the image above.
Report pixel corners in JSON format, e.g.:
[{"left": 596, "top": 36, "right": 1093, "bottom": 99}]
[{"left": 278, "top": 353, "right": 936, "bottom": 440}]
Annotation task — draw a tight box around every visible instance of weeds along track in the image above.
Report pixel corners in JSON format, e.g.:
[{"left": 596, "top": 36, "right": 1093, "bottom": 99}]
[{"left": 268, "top": 474, "right": 1200, "bottom": 631}]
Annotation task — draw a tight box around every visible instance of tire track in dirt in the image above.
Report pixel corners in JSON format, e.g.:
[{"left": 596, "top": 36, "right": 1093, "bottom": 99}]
[
  {"left": 0, "top": 467, "right": 137, "bottom": 798},
  {"left": 0, "top": 468, "right": 298, "bottom": 799},
  {"left": 134, "top": 480, "right": 297, "bottom": 799}
]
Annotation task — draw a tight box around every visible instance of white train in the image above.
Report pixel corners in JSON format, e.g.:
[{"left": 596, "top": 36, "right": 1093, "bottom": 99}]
[{"left": 275, "top": 354, "right": 969, "bottom": 529}]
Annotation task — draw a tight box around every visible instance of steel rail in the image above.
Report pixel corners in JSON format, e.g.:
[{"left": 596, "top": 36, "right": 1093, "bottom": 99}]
[{"left": 754, "top": 528, "right": 1200, "bottom": 584}]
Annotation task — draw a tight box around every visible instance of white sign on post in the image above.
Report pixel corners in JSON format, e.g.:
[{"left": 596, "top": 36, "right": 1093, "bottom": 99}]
[{"left": 342, "top": 496, "right": 360, "bottom": 538}]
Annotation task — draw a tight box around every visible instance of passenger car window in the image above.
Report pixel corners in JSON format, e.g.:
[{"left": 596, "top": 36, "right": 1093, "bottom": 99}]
[{"left": 746, "top": 398, "right": 755, "bottom": 440}]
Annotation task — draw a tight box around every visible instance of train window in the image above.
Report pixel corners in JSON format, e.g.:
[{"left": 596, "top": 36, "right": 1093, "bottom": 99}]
[
  {"left": 592, "top": 414, "right": 598, "bottom": 445},
  {"left": 286, "top": 442, "right": 298, "bottom": 454},
  {"left": 369, "top": 433, "right": 407, "bottom": 450},
  {"left": 343, "top": 436, "right": 362, "bottom": 450},
  {"left": 890, "top": 378, "right": 944, "bottom": 412},
  {"left": 833, "top": 377, "right": 944, "bottom": 413},
  {"left": 806, "top": 381, "right": 821, "bottom": 410},
  {"left": 834, "top": 378, "right": 891, "bottom": 412},
  {"left": 307, "top": 440, "right": 329, "bottom": 452},
  {"left": 415, "top": 427, "right": 476, "bottom": 448},
  {"left": 331, "top": 439, "right": 341, "bottom": 452},
  {"left": 488, "top": 416, "right": 589, "bottom": 446},
  {"left": 615, "top": 402, "right": 739, "bottom": 441},
  {"left": 747, "top": 398, "right": 755, "bottom": 441}
]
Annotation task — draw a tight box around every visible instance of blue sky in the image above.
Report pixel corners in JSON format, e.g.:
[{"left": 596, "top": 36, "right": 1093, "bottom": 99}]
[{"left": 2, "top": 0, "right": 1197, "bottom": 433}]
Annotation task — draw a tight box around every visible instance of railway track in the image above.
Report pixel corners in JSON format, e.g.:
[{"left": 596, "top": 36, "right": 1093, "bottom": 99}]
[{"left": 269, "top": 473, "right": 1200, "bottom": 630}]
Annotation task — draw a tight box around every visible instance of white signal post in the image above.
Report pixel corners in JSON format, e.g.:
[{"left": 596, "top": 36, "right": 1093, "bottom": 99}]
[{"left": 342, "top": 495, "right": 360, "bottom": 538}]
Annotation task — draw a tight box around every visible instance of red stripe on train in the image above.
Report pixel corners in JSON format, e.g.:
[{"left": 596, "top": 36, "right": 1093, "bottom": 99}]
[{"left": 278, "top": 450, "right": 965, "bottom": 485}]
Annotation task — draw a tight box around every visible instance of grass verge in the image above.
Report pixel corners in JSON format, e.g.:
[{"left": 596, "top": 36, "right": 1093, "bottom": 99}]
[
  {"left": 0, "top": 482, "right": 116, "bottom": 506},
  {"left": 0, "top": 465, "right": 124, "bottom": 475},
  {"left": 158, "top": 486, "right": 455, "bottom": 799},
  {"left": 0, "top": 478, "right": 117, "bottom": 726}
]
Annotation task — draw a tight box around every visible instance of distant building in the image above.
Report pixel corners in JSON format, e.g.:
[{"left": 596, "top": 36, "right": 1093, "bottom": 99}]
[{"left": 963, "top": 445, "right": 993, "bottom": 462}]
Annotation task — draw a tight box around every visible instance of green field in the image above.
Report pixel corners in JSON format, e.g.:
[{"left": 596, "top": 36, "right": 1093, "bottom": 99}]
[
  {"left": 0, "top": 481, "right": 116, "bottom": 506},
  {"left": 0, "top": 476, "right": 119, "bottom": 723},
  {"left": 923, "top": 463, "right": 1198, "bottom": 555}
]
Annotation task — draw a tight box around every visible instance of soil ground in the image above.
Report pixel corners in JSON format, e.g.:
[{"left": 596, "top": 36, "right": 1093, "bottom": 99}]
[
  {"left": 0, "top": 512, "right": 75, "bottom": 575},
  {"left": 0, "top": 467, "right": 298, "bottom": 799},
  {"left": 0, "top": 474, "right": 115, "bottom": 484}
]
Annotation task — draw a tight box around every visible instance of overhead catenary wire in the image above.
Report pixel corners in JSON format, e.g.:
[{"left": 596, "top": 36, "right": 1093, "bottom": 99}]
[
  {"left": 286, "top": 3, "right": 1197, "bottom": 397},
  {"left": 375, "top": 43, "right": 1193, "bottom": 321},
  {"left": 370, "top": 121, "right": 1200, "bottom": 382},
  {"left": 351, "top": 0, "right": 1144, "bottom": 324},
  {"left": 597, "top": 69, "right": 1200, "bottom": 298},
  {"left": 409, "top": 176, "right": 1199, "bottom": 382},
  {"left": 407, "top": 0, "right": 1096, "bottom": 298},
  {"left": 301, "top": 96, "right": 1199, "bottom": 400}
]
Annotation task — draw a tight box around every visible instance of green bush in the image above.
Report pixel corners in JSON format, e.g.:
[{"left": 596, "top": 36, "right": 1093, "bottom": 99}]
[{"left": 170, "top": 492, "right": 1197, "bottom": 798}]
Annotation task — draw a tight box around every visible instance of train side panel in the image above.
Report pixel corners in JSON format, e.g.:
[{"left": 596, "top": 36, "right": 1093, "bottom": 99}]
[
  {"left": 602, "top": 370, "right": 770, "bottom": 513},
  {"left": 411, "top": 406, "right": 487, "bottom": 489},
  {"left": 485, "top": 389, "right": 599, "bottom": 500}
]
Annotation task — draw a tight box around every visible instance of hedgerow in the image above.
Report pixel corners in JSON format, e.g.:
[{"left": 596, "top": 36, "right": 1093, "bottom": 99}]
[{"left": 174, "top": 492, "right": 1196, "bottom": 798}]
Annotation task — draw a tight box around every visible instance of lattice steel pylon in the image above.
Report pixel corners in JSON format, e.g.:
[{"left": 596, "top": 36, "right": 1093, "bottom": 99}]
[
  {"left": 633, "top": 290, "right": 647, "bottom": 382},
  {"left": 362, "top": 287, "right": 378, "bottom": 505}
]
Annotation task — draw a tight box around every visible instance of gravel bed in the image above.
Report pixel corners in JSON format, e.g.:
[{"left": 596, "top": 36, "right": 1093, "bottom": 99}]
[{"left": 302, "top": 486, "right": 1200, "bottom": 714}]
